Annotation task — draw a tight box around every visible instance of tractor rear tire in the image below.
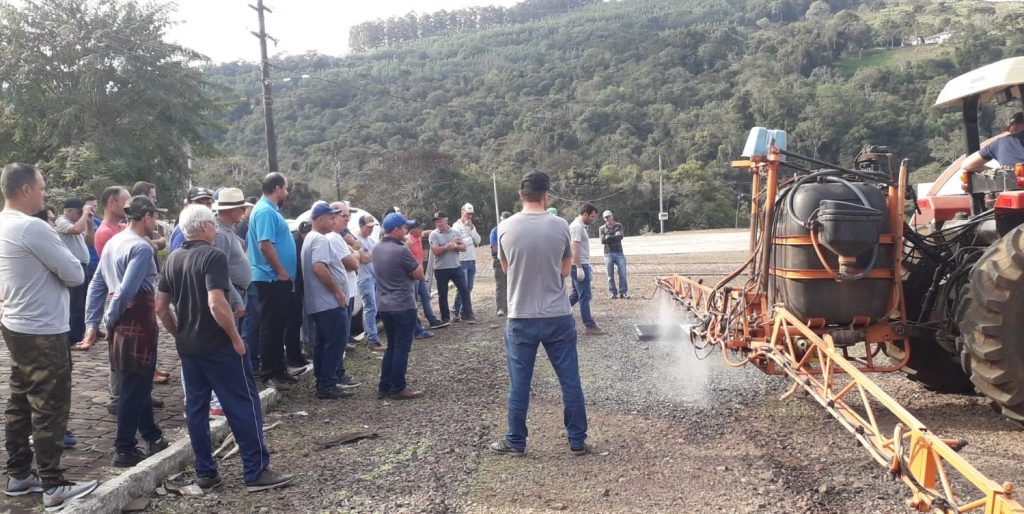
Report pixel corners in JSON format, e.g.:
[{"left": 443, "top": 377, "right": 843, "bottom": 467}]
[
  {"left": 885, "top": 254, "right": 974, "bottom": 393},
  {"left": 958, "top": 224, "right": 1024, "bottom": 423}
]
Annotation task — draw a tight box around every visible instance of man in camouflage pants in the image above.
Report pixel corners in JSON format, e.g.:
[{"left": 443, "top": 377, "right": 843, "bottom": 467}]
[{"left": 0, "top": 163, "right": 98, "bottom": 509}]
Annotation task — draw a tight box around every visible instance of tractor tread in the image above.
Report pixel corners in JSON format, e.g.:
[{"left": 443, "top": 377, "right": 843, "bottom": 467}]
[{"left": 958, "top": 224, "right": 1024, "bottom": 423}]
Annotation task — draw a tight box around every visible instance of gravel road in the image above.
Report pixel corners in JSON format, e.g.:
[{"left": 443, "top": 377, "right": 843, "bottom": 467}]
[{"left": 149, "top": 230, "right": 1024, "bottom": 514}]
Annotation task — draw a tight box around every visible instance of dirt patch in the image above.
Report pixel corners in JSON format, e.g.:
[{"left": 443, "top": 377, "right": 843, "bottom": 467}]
[{"left": 149, "top": 251, "right": 1024, "bottom": 513}]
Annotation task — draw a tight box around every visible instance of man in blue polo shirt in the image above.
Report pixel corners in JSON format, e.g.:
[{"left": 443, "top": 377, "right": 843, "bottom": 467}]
[{"left": 246, "top": 172, "right": 296, "bottom": 390}]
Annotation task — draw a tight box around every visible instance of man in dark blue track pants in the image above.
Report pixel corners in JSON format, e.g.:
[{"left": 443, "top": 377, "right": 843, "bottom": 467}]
[{"left": 156, "top": 204, "right": 294, "bottom": 493}]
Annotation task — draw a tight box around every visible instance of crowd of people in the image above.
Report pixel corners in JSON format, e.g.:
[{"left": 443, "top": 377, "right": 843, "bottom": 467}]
[{"left": 0, "top": 162, "right": 631, "bottom": 510}]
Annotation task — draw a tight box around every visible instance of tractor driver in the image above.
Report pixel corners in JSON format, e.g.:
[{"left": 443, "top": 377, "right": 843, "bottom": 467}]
[{"left": 960, "top": 112, "right": 1024, "bottom": 174}]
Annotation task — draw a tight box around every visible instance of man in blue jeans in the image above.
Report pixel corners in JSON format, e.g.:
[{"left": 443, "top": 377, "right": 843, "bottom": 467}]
[
  {"left": 568, "top": 203, "right": 606, "bottom": 336},
  {"left": 356, "top": 215, "right": 382, "bottom": 350},
  {"left": 373, "top": 213, "right": 425, "bottom": 400},
  {"left": 451, "top": 203, "right": 480, "bottom": 320},
  {"left": 489, "top": 170, "right": 589, "bottom": 457},
  {"left": 301, "top": 202, "right": 359, "bottom": 399},
  {"left": 598, "top": 210, "right": 629, "bottom": 299}
]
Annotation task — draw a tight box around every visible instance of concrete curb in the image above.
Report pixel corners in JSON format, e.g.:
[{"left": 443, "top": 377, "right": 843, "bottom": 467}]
[{"left": 65, "top": 384, "right": 285, "bottom": 514}]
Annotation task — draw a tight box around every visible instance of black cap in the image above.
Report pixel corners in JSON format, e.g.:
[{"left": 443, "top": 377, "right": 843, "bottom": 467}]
[
  {"left": 1008, "top": 111, "right": 1024, "bottom": 126},
  {"left": 124, "top": 195, "right": 159, "bottom": 220},
  {"left": 500, "top": 211, "right": 512, "bottom": 220},
  {"left": 432, "top": 210, "right": 449, "bottom": 221},
  {"left": 63, "top": 197, "right": 84, "bottom": 210},
  {"left": 521, "top": 170, "right": 550, "bottom": 192},
  {"left": 187, "top": 187, "right": 214, "bottom": 203}
]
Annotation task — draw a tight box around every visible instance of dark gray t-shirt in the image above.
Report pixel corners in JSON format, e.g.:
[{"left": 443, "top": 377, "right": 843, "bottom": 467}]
[
  {"left": 371, "top": 236, "right": 419, "bottom": 312},
  {"left": 498, "top": 212, "right": 572, "bottom": 319},
  {"left": 429, "top": 228, "right": 461, "bottom": 270}
]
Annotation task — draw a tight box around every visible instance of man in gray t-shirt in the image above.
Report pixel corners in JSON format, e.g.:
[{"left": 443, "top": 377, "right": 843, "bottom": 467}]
[
  {"left": 300, "top": 202, "right": 356, "bottom": 398},
  {"left": 54, "top": 197, "right": 95, "bottom": 344},
  {"left": 428, "top": 211, "right": 475, "bottom": 323},
  {"left": 568, "top": 203, "right": 604, "bottom": 335},
  {"left": 489, "top": 170, "right": 588, "bottom": 457}
]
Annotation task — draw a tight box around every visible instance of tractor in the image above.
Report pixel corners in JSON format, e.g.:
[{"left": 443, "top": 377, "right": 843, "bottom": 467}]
[
  {"left": 894, "top": 56, "right": 1024, "bottom": 423},
  {"left": 654, "top": 56, "right": 1024, "bottom": 513}
]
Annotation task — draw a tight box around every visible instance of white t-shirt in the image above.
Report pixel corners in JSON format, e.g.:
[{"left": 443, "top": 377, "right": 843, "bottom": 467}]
[
  {"left": 328, "top": 232, "right": 357, "bottom": 299},
  {"left": 569, "top": 218, "right": 591, "bottom": 265}
]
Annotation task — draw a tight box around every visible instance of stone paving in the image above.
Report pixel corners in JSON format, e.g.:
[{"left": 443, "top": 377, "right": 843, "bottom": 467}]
[{"left": 0, "top": 334, "right": 187, "bottom": 513}]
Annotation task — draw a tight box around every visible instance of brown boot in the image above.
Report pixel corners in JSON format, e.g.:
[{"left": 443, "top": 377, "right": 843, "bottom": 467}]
[
  {"left": 388, "top": 388, "right": 423, "bottom": 401},
  {"left": 584, "top": 325, "right": 606, "bottom": 336}
]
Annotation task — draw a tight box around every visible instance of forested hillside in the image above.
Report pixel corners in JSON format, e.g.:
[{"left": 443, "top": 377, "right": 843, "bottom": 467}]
[{"left": 200, "top": 0, "right": 1024, "bottom": 229}]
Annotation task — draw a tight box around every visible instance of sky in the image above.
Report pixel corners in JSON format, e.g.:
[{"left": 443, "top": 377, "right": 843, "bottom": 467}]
[{"left": 164, "top": 0, "right": 524, "bottom": 63}]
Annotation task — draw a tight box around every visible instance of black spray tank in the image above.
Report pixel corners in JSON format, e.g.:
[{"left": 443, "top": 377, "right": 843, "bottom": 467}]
[{"left": 769, "top": 181, "right": 892, "bottom": 324}]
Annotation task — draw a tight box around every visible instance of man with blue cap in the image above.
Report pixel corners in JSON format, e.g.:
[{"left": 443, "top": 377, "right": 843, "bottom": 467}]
[
  {"left": 372, "top": 212, "right": 425, "bottom": 400},
  {"left": 301, "top": 201, "right": 358, "bottom": 399}
]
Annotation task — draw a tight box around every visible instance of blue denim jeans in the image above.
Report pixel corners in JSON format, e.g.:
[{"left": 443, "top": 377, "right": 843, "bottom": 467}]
[
  {"left": 605, "top": 251, "right": 628, "bottom": 296},
  {"left": 434, "top": 267, "right": 473, "bottom": 321},
  {"left": 414, "top": 279, "right": 441, "bottom": 326},
  {"left": 310, "top": 307, "right": 348, "bottom": 392},
  {"left": 358, "top": 277, "right": 379, "bottom": 343},
  {"left": 568, "top": 264, "right": 596, "bottom": 328},
  {"left": 115, "top": 366, "right": 162, "bottom": 454},
  {"left": 378, "top": 309, "right": 416, "bottom": 394},
  {"left": 503, "top": 315, "right": 587, "bottom": 450},
  {"left": 453, "top": 260, "right": 476, "bottom": 317}
]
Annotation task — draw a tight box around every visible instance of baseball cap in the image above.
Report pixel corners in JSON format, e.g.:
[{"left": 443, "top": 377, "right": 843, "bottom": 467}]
[
  {"left": 359, "top": 214, "right": 378, "bottom": 227},
  {"left": 462, "top": 203, "right": 474, "bottom": 214},
  {"left": 602, "top": 210, "right": 613, "bottom": 219},
  {"left": 1008, "top": 111, "right": 1024, "bottom": 126},
  {"left": 382, "top": 212, "right": 417, "bottom": 232},
  {"left": 311, "top": 200, "right": 341, "bottom": 220},
  {"left": 500, "top": 211, "right": 512, "bottom": 220},
  {"left": 63, "top": 197, "right": 84, "bottom": 210},
  {"left": 187, "top": 187, "right": 214, "bottom": 203},
  {"left": 521, "top": 170, "right": 550, "bottom": 192},
  {"left": 433, "top": 210, "right": 449, "bottom": 221},
  {"left": 213, "top": 188, "right": 254, "bottom": 211},
  {"left": 124, "top": 195, "right": 160, "bottom": 220},
  {"left": 546, "top": 207, "right": 558, "bottom": 216}
]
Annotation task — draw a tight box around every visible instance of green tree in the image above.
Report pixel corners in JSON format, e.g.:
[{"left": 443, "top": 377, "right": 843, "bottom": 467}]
[{"left": 0, "top": 0, "right": 219, "bottom": 202}]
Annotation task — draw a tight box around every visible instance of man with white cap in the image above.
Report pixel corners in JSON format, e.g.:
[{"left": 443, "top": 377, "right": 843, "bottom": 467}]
[
  {"left": 356, "top": 214, "right": 383, "bottom": 350},
  {"left": 212, "top": 188, "right": 254, "bottom": 318},
  {"left": 598, "top": 210, "right": 628, "bottom": 299},
  {"left": 451, "top": 202, "right": 480, "bottom": 321}
]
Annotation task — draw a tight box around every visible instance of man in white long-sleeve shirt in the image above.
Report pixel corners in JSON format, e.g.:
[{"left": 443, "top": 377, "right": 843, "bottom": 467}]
[
  {"left": 0, "top": 163, "right": 97, "bottom": 510},
  {"left": 451, "top": 203, "right": 481, "bottom": 321}
]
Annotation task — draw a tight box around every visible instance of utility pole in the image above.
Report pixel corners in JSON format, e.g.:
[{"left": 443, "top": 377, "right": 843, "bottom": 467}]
[
  {"left": 251, "top": 0, "right": 278, "bottom": 172},
  {"left": 334, "top": 160, "right": 342, "bottom": 200},
  {"left": 492, "top": 172, "right": 500, "bottom": 226},
  {"left": 658, "top": 155, "right": 664, "bottom": 234}
]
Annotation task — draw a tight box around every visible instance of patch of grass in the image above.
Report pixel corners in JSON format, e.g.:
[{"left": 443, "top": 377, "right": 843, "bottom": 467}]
[
  {"left": 835, "top": 45, "right": 946, "bottom": 74},
  {"left": 360, "top": 438, "right": 431, "bottom": 482}
]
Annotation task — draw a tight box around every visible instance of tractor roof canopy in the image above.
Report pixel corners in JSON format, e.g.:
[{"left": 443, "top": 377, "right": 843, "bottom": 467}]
[{"left": 934, "top": 56, "right": 1024, "bottom": 108}]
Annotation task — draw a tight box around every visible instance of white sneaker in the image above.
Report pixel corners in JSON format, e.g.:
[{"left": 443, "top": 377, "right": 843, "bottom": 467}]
[
  {"left": 5, "top": 471, "right": 43, "bottom": 496},
  {"left": 43, "top": 480, "right": 99, "bottom": 511}
]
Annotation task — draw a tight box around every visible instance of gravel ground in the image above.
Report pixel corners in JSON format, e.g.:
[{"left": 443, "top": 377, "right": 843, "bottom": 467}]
[{"left": 149, "top": 249, "right": 1024, "bottom": 514}]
